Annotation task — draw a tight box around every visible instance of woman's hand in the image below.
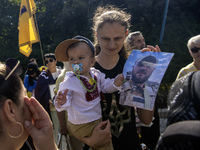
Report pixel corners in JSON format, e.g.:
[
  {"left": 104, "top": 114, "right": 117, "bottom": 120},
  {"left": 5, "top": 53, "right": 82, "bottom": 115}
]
[
  {"left": 68, "top": 119, "right": 112, "bottom": 147},
  {"left": 86, "top": 120, "right": 112, "bottom": 147},
  {"left": 141, "top": 45, "right": 161, "bottom": 52},
  {"left": 24, "top": 97, "right": 58, "bottom": 150}
]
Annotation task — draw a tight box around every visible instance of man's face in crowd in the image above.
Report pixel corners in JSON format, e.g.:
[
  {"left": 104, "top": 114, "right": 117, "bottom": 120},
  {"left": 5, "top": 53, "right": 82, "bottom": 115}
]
[
  {"left": 132, "top": 35, "right": 146, "bottom": 50},
  {"left": 45, "top": 57, "right": 57, "bottom": 71},
  {"left": 132, "top": 61, "right": 155, "bottom": 84}
]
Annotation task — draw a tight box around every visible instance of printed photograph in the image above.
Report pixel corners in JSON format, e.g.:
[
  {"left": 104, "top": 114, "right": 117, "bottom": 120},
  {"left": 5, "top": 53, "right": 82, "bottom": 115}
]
[{"left": 120, "top": 50, "right": 174, "bottom": 110}]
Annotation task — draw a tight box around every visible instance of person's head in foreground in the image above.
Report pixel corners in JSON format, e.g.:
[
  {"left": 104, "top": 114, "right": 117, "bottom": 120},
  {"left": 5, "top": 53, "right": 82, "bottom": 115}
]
[
  {"left": 0, "top": 59, "right": 31, "bottom": 149},
  {"left": 55, "top": 35, "right": 95, "bottom": 78},
  {"left": 131, "top": 55, "right": 158, "bottom": 84},
  {"left": 187, "top": 34, "right": 200, "bottom": 62},
  {"left": 156, "top": 120, "right": 200, "bottom": 150},
  {"left": 92, "top": 5, "right": 131, "bottom": 58}
]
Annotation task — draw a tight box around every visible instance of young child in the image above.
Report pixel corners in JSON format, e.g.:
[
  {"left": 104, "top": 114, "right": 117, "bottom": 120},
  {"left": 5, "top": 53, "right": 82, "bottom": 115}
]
[{"left": 54, "top": 35, "right": 123, "bottom": 150}]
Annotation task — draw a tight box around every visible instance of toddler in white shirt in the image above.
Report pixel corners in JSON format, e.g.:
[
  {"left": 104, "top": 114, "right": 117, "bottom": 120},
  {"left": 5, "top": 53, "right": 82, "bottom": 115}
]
[{"left": 54, "top": 35, "right": 123, "bottom": 150}]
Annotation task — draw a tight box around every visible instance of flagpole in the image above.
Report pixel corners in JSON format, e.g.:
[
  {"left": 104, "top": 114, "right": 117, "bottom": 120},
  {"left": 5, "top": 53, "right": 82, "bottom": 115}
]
[
  {"left": 33, "top": 13, "right": 45, "bottom": 66},
  {"left": 159, "top": 0, "right": 169, "bottom": 43}
]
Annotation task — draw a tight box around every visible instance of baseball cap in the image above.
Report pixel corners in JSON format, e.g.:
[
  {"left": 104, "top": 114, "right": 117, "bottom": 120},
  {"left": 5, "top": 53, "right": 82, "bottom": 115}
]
[
  {"left": 55, "top": 35, "right": 95, "bottom": 62},
  {"left": 135, "top": 55, "right": 158, "bottom": 68},
  {"left": 26, "top": 63, "right": 38, "bottom": 75}
]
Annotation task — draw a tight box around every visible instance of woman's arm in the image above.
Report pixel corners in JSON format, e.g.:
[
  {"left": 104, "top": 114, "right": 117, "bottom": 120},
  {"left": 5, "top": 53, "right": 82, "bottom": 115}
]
[{"left": 137, "top": 106, "right": 155, "bottom": 125}]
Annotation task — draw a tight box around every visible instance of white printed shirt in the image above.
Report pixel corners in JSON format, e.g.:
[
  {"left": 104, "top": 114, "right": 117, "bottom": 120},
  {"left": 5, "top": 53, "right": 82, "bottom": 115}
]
[{"left": 55, "top": 67, "right": 121, "bottom": 124}]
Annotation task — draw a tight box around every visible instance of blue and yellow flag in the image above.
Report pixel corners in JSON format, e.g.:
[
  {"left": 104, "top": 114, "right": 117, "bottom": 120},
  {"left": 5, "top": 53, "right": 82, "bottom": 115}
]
[{"left": 18, "top": 0, "right": 39, "bottom": 57}]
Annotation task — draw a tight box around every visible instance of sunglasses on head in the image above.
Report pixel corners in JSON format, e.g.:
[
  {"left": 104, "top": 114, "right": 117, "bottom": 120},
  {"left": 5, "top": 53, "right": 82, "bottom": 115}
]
[
  {"left": 191, "top": 47, "right": 200, "bottom": 53},
  {"left": 45, "top": 58, "right": 54, "bottom": 64}
]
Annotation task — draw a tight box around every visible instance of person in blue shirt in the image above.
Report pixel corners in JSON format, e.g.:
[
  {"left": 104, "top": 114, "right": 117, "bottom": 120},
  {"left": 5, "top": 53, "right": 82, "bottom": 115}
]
[{"left": 24, "top": 62, "right": 40, "bottom": 98}]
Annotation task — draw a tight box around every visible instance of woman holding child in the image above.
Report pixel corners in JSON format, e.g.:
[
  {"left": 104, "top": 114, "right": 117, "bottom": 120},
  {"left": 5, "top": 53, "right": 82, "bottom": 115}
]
[
  {"left": 91, "top": 5, "right": 153, "bottom": 150},
  {"left": 56, "top": 5, "right": 160, "bottom": 150}
]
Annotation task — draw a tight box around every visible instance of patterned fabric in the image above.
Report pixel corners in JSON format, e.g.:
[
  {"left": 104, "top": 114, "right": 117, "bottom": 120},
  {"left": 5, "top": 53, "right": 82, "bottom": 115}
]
[
  {"left": 94, "top": 56, "right": 134, "bottom": 137},
  {"left": 156, "top": 70, "right": 200, "bottom": 149},
  {"left": 80, "top": 76, "right": 99, "bottom": 101},
  {"left": 55, "top": 68, "right": 119, "bottom": 125},
  {"left": 101, "top": 93, "right": 132, "bottom": 137},
  {"left": 176, "top": 62, "right": 197, "bottom": 80},
  {"left": 167, "top": 71, "right": 200, "bottom": 126}
]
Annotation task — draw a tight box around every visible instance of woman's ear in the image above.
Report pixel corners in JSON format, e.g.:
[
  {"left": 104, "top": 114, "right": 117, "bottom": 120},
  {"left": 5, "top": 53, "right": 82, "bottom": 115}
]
[{"left": 3, "top": 99, "right": 16, "bottom": 123}]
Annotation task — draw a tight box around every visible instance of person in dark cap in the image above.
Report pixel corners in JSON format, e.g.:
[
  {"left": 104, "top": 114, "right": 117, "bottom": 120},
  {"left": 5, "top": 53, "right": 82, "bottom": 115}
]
[
  {"left": 133, "top": 55, "right": 158, "bottom": 84},
  {"left": 24, "top": 62, "right": 40, "bottom": 98},
  {"left": 121, "top": 55, "right": 159, "bottom": 110}
]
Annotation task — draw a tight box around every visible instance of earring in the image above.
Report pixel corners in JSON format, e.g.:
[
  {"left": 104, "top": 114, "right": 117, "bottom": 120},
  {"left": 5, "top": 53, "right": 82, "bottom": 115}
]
[{"left": 7, "top": 122, "right": 24, "bottom": 138}]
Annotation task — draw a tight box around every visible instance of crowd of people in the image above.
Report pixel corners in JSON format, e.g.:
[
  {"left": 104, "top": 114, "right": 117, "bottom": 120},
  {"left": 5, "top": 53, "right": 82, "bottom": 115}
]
[{"left": 0, "top": 4, "right": 200, "bottom": 150}]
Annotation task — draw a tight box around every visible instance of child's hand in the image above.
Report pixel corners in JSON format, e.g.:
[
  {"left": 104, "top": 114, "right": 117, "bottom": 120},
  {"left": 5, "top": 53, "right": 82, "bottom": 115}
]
[
  {"left": 49, "top": 99, "right": 54, "bottom": 108},
  {"left": 114, "top": 73, "right": 123, "bottom": 87},
  {"left": 55, "top": 89, "right": 68, "bottom": 107}
]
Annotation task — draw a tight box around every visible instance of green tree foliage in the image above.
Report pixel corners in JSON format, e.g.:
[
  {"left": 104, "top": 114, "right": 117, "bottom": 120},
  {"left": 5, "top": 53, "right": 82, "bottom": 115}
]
[
  {"left": 0, "top": 0, "right": 21, "bottom": 62},
  {"left": 1, "top": 0, "right": 200, "bottom": 84}
]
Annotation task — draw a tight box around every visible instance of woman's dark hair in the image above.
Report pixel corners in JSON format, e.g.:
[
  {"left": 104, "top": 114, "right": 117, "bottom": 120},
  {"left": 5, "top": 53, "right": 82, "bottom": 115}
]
[{"left": 0, "top": 63, "right": 23, "bottom": 108}]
